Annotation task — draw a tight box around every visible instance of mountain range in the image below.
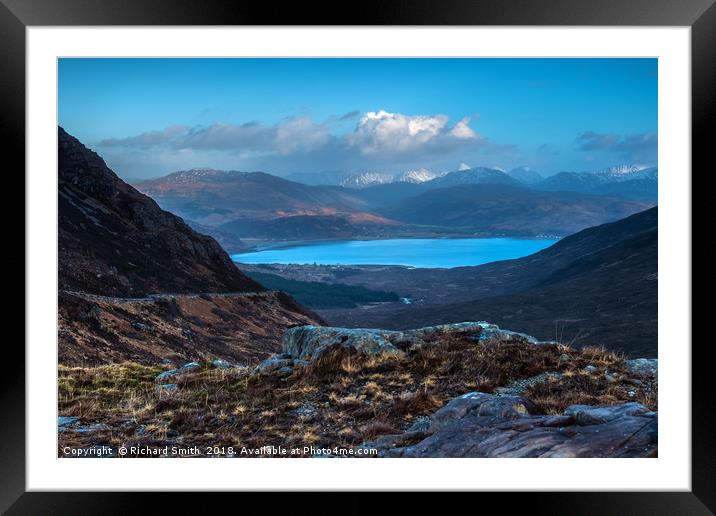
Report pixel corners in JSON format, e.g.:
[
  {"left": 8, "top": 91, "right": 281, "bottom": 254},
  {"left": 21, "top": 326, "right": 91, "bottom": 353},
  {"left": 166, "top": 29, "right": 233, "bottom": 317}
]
[
  {"left": 286, "top": 164, "right": 656, "bottom": 199},
  {"left": 134, "top": 165, "right": 654, "bottom": 242},
  {"left": 57, "top": 127, "right": 659, "bottom": 458}
]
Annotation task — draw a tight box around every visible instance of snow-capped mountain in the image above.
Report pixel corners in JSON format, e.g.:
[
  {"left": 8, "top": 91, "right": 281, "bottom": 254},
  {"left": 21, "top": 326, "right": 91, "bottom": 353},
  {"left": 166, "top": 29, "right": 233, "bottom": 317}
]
[
  {"left": 161, "top": 168, "right": 244, "bottom": 183},
  {"left": 397, "top": 168, "right": 445, "bottom": 184},
  {"left": 507, "top": 167, "right": 544, "bottom": 185},
  {"left": 594, "top": 164, "right": 657, "bottom": 183},
  {"left": 535, "top": 165, "right": 657, "bottom": 201},
  {"left": 340, "top": 172, "right": 395, "bottom": 189},
  {"left": 427, "top": 167, "right": 521, "bottom": 188}
]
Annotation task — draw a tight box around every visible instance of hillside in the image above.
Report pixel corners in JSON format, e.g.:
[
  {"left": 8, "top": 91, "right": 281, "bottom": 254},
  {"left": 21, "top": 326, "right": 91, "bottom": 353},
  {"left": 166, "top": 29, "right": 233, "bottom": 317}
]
[
  {"left": 134, "top": 168, "right": 372, "bottom": 225},
  {"left": 426, "top": 167, "right": 520, "bottom": 188},
  {"left": 58, "top": 128, "right": 321, "bottom": 365},
  {"left": 535, "top": 167, "right": 658, "bottom": 201},
  {"left": 380, "top": 184, "right": 651, "bottom": 235},
  {"left": 313, "top": 208, "right": 658, "bottom": 356},
  {"left": 59, "top": 129, "right": 263, "bottom": 297}
]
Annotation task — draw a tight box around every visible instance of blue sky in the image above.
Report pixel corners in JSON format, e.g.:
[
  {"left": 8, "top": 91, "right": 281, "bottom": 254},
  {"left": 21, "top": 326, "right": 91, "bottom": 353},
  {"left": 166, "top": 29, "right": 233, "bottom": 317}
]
[{"left": 58, "top": 58, "right": 657, "bottom": 180}]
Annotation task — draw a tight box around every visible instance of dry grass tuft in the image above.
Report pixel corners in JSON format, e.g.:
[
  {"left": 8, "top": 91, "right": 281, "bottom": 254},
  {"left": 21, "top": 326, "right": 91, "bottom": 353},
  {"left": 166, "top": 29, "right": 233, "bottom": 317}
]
[{"left": 58, "top": 336, "right": 657, "bottom": 456}]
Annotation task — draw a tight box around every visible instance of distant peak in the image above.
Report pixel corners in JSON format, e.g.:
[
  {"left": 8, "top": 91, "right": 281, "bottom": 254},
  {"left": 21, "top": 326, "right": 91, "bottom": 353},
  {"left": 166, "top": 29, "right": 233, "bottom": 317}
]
[{"left": 598, "top": 164, "right": 649, "bottom": 175}]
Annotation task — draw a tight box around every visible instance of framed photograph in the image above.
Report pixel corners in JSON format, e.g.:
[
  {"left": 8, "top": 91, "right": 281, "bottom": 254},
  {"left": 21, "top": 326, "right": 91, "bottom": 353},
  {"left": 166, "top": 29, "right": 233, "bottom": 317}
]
[{"left": 6, "top": 0, "right": 710, "bottom": 511}]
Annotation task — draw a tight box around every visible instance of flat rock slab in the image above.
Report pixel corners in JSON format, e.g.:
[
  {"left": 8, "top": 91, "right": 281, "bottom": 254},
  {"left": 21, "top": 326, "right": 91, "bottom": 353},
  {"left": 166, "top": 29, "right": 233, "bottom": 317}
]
[{"left": 361, "top": 392, "right": 657, "bottom": 458}]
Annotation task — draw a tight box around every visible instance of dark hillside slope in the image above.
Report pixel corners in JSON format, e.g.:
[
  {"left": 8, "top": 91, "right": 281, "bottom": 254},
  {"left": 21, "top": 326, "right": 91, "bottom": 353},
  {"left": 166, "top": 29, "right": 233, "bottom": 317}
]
[
  {"left": 58, "top": 127, "right": 322, "bottom": 366},
  {"left": 58, "top": 127, "right": 264, "bottom": 297},
  {"left": 323, "top": 208, "right": 658, "bottom": 356}
]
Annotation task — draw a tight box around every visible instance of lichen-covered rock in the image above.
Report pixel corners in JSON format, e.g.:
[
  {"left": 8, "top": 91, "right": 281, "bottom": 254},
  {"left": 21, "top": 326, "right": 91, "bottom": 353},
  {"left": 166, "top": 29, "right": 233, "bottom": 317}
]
[
  {"left": 467, "top": 322, "right": 540, "bottom": 344},
  {"left": 254, "top": 356, "right": 295, "bottom": 376},
  {"left": 404, "top": 322, "right": 488, "bottom": 344},
  {"left": 281, "top": 321, "right": 544, "bottom": 361},
  {"left": 625, "top": 358, "right": 658, "bottom": 377},
  {"left": 282, "top": 325, "right": 404, "bottom": 360}
]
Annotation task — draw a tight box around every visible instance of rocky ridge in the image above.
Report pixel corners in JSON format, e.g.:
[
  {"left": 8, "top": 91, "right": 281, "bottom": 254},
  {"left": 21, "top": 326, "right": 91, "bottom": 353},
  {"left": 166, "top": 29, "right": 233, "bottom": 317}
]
[{"left": 250, "top": 322, "right": 658, "bottom": 458}]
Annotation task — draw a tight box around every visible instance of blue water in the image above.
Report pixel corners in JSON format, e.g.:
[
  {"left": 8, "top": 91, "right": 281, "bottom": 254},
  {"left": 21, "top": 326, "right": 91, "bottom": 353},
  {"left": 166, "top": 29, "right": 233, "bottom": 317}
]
[{"left": 231, "top": 238, "right": 558, "bottom": 268}]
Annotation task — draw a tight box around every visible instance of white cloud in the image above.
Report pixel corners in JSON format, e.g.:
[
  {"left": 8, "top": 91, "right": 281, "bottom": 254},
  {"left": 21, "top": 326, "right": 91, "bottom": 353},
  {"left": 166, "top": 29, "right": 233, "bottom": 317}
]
[
  {"left": 95, "top": 110, "right": 490, "bottom": 177},
  {"left": 346, "top": 110, "right": 477, "bottom": 155},
  {"left": 458, "top": 162, "right": 471, "bottom": 171},
  {"left": 450, "top": 117, "right": 478, "bottom": 139},
  {"left": 275, "top": 116, "right": 331, "bottom": 155}
]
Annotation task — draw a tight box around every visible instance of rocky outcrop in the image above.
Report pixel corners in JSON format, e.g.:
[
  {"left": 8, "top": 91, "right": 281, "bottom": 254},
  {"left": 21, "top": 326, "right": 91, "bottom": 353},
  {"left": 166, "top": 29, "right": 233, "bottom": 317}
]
[
  {"left": 282, "top": 326, "right": 405, "bottom": 360},
  {"left": 360, "top": 392, "right": 657, "bottom": 458},
  {"left": 281, "top": 321, "right": 544, "bottom": 362}
]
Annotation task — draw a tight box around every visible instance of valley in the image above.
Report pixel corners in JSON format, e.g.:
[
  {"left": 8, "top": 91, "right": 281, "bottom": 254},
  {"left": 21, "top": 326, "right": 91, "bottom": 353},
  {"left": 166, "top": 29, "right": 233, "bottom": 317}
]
[
  {"left": 237, "top": 208, "right": 658, "bottom": 357},
  {"left": 57, "top": 127, "right": 659, "bottom": 459}
]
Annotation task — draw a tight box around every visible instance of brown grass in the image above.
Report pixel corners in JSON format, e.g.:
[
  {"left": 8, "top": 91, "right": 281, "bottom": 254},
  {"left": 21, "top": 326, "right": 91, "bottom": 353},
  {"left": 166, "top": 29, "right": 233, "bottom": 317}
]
[{"left": 58, "top": 337, "right": 657, "bottom": 456}]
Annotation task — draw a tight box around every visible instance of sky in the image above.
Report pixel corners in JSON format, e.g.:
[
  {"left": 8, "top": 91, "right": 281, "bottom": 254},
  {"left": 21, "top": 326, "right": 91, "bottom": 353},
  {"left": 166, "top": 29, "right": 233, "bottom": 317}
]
[{"left": 58, "top": 58, "right": 658, "bottom": 181}]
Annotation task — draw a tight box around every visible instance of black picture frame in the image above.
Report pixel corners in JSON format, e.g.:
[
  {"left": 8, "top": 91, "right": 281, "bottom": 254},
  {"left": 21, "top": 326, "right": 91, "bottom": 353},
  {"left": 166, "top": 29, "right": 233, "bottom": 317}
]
[{"left": 4, "top": 0, "right": 710, "bottom": 512}]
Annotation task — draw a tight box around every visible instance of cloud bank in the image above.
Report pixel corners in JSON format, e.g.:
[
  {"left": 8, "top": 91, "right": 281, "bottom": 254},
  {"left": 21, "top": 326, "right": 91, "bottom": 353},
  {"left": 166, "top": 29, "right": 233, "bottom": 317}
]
[
  {"left": 576, "top": 131, "right": 657, "bottom": 164},
  {"left": 100, "top": 110, "right": 479, "bottom": 158},
  {"left": 92, "top": 112, "right": 657, "bottom": 180}
]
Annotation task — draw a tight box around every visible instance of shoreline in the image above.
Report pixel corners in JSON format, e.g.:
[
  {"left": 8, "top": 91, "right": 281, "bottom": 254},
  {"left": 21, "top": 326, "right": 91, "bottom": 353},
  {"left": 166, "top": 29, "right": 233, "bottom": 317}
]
[{"left": 235, "top": 234, "right": 563, "bottom": 255}]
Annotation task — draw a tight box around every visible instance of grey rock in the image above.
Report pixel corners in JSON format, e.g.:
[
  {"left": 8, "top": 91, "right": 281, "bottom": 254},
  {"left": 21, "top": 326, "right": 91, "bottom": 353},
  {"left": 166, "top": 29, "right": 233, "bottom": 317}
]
[
  {"left": 156, "top": 361, "right": 201, "bottom": 382},
  {"left": 294, "top": 403, "right": 318, "bottom": 419},
  {"left": 625, "top": 358, "right": 658, "bottom": 377},
  {"left": 361, "top": 393, "right": 657, "bottom": 458},
  {"left": 277, "top": 366, "right": 294, "bottom": 377},
  {"left": 131, "top": 321, "right": 149, "bottom": 331},
  {"left": 211, "top": 359, "right": 233, "bottom": 369},
  {"left": 477, "top": 395, "right": 532, "bottom": 419},
  {"left": 495, "top": 372, "right": 561, "bottom": 396},
  {"left": 407, "top": 415, "right": 431, "bottom": 433},
  {"left": 564, "top": 402, "right": 650, "bottom": 426},
  {"left": 74, "top": 422, "right": 109, "bottom": 433},
  {"left": 427, "top": 392, "right": 494, "bottom": 432},
  {"left": 155, "top": 383, "right": 178, "bottom": 393},
  {"left": 281, "top": 321, "right": 544, "bottom": 362},
  {"left": 583, "top": 365, "right": 598, "bottom": 374},
  {"left": 282, "top": 325, "right": 404, "bottom": 360},
  {"left": 471, "top": 323, "right": 539, "bottom": 344},
  {"left": 254, "top": 356, "right": 294, "bottom": 376},
  {"left": 406, "top": 321, "right": 489, "bottom": 344},
  {"left": 58, "top": 416, "right": 80, "bottom": 431},
  {"left": 59, "top": 416, "right": 109, "bottom": 434}
]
